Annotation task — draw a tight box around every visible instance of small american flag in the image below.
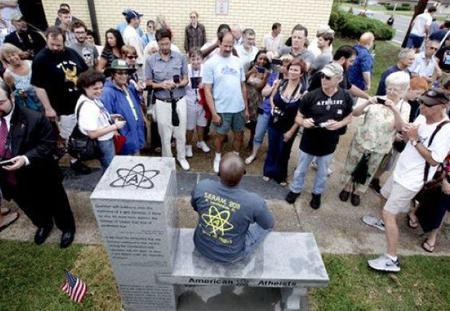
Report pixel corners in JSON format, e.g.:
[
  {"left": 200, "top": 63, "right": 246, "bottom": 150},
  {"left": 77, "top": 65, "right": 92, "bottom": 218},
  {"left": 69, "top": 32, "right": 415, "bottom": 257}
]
[{"left": 61, "top": 270, "right": 88, "bottom": 303}]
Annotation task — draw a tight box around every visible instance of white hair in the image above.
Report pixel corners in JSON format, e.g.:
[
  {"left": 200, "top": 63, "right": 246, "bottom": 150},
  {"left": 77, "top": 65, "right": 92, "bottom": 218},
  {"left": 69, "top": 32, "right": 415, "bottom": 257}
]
[{"left": 385, "top": 71, "right": 410, "bottom": 89}]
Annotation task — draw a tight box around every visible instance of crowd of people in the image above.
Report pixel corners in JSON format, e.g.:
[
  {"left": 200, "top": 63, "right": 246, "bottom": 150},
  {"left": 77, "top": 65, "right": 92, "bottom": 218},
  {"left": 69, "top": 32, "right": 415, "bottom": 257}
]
[{"left": 0, "top": 4, "right": 449, "bottom": 272}]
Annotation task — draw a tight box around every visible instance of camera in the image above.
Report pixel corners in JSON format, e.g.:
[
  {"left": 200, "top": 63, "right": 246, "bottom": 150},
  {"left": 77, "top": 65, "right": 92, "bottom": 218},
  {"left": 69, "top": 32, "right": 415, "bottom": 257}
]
[
  {"left": 173, "top": 75, "right": 180, "bottom": 84},
  {"left": 376, "top": 97, "right": 386, "bottom": 105},
  {"left": 272, "top": 106, "right": 284, "bottom": 123},
  {"left": 190, "top": 77, "right": 202, "bottom": 89}
]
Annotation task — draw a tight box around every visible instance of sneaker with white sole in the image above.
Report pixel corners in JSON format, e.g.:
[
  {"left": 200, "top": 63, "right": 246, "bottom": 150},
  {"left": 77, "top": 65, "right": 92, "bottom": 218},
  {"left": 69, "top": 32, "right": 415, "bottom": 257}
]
[
  {"left": 245, "top": 154, "right": 256, "bottom": 165},
  {"left": 185, "top": 145, "right": 193, "bottom": 158},
  {"left": 196, "top": 141, "right": 210, "bottom": 153},
  {"left": 213, "top": 154, "right": 221, "bottom": 173},
  {"left": 368, "top": 254, "right": 400, "bottom": 272},
  {"left": 362, "top": 215, "right": 385, "bottom": 232},
  {"left": 177, "top": 159, "right": 190, "bottom": 171}
]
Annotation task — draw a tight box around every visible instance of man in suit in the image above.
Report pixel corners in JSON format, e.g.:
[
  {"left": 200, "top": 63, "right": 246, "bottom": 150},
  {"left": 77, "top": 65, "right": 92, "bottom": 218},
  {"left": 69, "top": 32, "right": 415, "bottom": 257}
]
[{"left": 0, "top": 86, "right": 75, "bottom": 248}]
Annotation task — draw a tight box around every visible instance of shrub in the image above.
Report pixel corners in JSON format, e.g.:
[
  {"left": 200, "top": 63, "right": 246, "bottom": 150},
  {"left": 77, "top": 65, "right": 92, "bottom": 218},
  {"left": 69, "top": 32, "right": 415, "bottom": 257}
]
[
  {"left": 329, "top": 11, "right": 395, "bottom": 40},
  {"left": 383, "top": 3, "right": 411, "bottom": 11}
]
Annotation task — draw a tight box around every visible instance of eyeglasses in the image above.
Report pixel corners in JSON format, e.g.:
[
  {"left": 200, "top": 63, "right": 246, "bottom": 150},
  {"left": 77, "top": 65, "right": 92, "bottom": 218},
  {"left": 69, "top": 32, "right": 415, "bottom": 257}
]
[
  {"left": 320, "top": 73, "right": 332, "bottom": 80},
  {"left": 127, "top": 55, "right": 137, "bottom": 59}
]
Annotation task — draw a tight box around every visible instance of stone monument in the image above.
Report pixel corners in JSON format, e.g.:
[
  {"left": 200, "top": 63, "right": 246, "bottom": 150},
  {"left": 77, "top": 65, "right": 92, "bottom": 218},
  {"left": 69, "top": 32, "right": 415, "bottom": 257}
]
[{"left": 90, "top": 156, "right": 179, "bottom": 311}]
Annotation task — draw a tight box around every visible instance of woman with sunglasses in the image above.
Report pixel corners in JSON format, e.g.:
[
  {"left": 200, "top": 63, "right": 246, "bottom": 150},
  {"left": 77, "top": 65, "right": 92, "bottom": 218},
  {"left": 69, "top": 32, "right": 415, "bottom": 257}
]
[
  {"left": 262, "top": 58, "right": 307, "bottom": 186},
  {"left": 339, "top": 71, "right": 411, "bottom": 206}
]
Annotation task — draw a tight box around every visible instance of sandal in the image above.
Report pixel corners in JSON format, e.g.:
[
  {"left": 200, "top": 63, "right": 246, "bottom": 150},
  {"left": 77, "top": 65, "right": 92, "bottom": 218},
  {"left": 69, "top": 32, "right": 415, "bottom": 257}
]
[
  {"left": 407, "top": 213, "right": 419, "bottom": 229},
  {"left": 0, "top": 207, "right": 11, "bottom": 216},
  {"left": 0, "top": 211, "right": 20, "bottom": 232},
  {"left": 421, "top": 239, "right": 435, "bottom": 253}
]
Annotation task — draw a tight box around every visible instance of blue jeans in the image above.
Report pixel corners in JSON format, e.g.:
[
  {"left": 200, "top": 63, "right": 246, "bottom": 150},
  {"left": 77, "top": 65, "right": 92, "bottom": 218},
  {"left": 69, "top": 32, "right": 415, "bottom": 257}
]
[
  {"left": 97, "top": 138, "right": 115, "bottom": 170},
  {"left": 231, "top": 223, "right": 271, "bottom": 263},
  {"left": 406, "top": 33, "right": 424, "bottom": 49},
  {"left": 253, "top": 112, "right": 270, "bottom": 146},
  {"left": 290, "top": 150, "right": 333, "bottom": 194}
]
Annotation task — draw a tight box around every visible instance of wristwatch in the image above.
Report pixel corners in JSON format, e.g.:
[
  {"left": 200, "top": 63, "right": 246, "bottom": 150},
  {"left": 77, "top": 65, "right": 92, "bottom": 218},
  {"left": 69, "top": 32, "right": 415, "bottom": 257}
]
[{"left": 411, "top": 139, "right": 420, "bottom": 147}]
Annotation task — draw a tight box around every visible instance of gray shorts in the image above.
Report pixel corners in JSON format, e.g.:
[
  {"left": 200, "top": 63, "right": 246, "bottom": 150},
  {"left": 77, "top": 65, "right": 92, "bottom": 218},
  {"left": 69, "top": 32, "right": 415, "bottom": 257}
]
[{"left": 214, "top": 111, "right": 246, "bottom": 135}]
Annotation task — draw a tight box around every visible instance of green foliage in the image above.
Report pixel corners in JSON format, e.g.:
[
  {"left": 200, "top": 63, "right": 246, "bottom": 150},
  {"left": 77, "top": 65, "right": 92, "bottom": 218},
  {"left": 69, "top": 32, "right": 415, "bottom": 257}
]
[
  {"left": 383, "top": 3, "right": 412, "bottom": 11},
  {"left": 330, "top": 9, "right": 395, "bottom": 40}
]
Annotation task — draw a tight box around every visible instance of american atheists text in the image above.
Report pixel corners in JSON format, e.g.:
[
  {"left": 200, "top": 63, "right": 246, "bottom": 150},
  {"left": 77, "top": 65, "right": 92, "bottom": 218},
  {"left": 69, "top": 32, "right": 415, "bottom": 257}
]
[{"left": 187, "top": 278, "right": 297, "bottom": 287}]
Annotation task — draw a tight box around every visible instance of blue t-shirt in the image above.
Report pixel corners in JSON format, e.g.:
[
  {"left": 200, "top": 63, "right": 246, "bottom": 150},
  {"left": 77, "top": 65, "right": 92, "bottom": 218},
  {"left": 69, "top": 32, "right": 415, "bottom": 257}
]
[
  {"left": 348, "top": 44, "right": 373, "bottom": 90},
  {"left": 261, "top": 71, "right": 279, "bottom": 114},
  {"left": 202, "top": 54, "right": 246, "bottom": 113},
  {"left": 376, "top": 65, "right": 401, "bottom": 96},
  {"left": 191, "top": 179, "right": 274, "bottom": 263}
]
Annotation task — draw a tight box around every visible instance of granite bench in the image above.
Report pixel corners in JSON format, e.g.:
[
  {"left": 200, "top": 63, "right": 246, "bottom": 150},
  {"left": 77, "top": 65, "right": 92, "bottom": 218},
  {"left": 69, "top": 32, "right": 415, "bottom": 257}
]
[{"left": 158, "top": 228, "right": 329, "bottom": 311}]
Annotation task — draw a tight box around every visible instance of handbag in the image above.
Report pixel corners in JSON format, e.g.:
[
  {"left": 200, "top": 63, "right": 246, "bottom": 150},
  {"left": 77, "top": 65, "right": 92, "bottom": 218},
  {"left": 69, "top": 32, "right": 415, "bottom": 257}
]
[{"left": 67, "top": 101, "right": 100, "bottom": 160}]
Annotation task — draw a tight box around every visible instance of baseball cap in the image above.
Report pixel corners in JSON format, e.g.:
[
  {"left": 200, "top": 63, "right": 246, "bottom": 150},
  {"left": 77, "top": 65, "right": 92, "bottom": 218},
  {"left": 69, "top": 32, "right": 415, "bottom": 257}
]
[
  {"left": 123, "top": 9, "right": 143, "bottom": 20},
  {"left": 418, "top": 89, "right": 450, "bottom": 107},
  {"left": 321, "top": 63, "right": 343, "bottom": 77}
]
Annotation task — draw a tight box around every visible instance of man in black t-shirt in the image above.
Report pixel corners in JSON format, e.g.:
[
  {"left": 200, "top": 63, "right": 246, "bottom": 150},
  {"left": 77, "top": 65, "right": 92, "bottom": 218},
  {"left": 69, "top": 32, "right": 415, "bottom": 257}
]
[
  {"left": 308, "top": 45, "right": 369, "bottom": 100},
  {"left": 31, "top": 26, "right": 89, "bottom": 173},
  {"left": 4, "top": 13, "right": 46, "bottom": 60},
  {"left": 286, "top": 63, "right": 353, "bottom": 209}
]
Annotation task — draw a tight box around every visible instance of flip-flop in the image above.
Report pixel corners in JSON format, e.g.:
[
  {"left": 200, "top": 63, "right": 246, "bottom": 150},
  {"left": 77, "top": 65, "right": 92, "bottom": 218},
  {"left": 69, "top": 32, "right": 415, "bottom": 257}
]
[
  {"left": 0, "top": 212, "right": 20, "bottom": 233},
  {"left": 407, "top": 214, "right": 419, "bottom": 229},
  {"left": 422, "top": 240, "right": 435, "bottom": 253},
  {"left": 0, "top": 207, "right": 11, "bottom": 216}
]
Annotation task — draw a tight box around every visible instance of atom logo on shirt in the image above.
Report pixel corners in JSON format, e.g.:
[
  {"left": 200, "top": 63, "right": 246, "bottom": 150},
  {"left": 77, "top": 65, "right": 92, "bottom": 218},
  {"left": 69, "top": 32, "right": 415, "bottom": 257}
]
[{"left": 201, "top": 205, "right": 234, "bottom": 236}]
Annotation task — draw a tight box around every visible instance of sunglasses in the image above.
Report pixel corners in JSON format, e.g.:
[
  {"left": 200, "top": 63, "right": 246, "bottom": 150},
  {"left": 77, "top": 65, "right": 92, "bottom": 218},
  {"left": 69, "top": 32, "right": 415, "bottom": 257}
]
[
  {"left": 320, "top": 73, "right": 333, "bottom": 80},
  {"left": 127, "top": 55, "right": 137, "bottom": 59}
]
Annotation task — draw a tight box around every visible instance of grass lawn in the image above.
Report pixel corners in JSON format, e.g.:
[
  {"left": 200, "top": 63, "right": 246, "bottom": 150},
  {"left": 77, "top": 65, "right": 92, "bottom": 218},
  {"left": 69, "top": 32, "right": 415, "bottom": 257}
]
[
  {"left": 333, "top": 37, "right": 401, "bottom": 96},
  {"left": 1, "top": 240, "right": 449, "bottom": 310}
]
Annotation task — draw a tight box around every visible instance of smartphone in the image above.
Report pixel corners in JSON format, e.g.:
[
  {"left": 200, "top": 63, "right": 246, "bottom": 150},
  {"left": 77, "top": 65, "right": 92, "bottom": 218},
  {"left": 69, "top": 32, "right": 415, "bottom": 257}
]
[
  {"left": 190, "top": 77, "right": 202, "bottom": 89},
  {"left": 376, "top": 97, "right": 386, "bottom": 105},
  {"left": 173, "top": 75, "right": 180, "bottom": 84},
  {"left": 272, "top": 59, "right": 282, "bottom": 65},
  {"left": 0, "top": 159, "right": 14, "bottom": 167}
]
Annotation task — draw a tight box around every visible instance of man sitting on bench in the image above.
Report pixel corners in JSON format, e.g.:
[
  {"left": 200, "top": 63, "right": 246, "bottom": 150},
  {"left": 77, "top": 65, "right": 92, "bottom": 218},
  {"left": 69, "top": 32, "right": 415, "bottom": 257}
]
[{"left": 191, "top": 152, "right": 274, "bottom": 263}]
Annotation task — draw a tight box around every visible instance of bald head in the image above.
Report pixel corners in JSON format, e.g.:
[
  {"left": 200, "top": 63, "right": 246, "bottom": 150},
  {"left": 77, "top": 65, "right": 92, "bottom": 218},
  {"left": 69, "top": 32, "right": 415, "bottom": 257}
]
[
  {"left": 219, "top": 153, "right": 246, "bottom": 187},
  {"left": 359, "top": 32, "right": 375, "bottom": 48}
]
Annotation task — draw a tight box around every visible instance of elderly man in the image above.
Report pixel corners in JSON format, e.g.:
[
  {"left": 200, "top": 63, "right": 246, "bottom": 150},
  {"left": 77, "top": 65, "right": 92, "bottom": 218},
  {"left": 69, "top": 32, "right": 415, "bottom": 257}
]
[
  {"left": 348, "top": 32, "right": 375, "bottom": 91},
  {"left": 231, "top": 24, "right": 243, "bottom": 46},
  {"left": 235, "top": 28, "right": 258, "bottom": 71},
  {"left": 4, "top": 13, "right": 46, "bottom": 59},
  {"left": 145, "top": 28, "right": 190, "bottom": 170},
  {"left": 203, "top": 31, "right": 249, "bottom": 173},
  {"left": 376, "top": 48, "right": 416, "bottom": 96},
  {"left": 184, "top": 11, "right": 206, "bottom": 53},
  {"left": 286, "top": 63, "right": 353, "bottom": 208},
  {"left": 364, "top": 90, "right": 450, "bottom": 272},
  {"left": 409, "top": 39, "right": 442, "bottom": 83},
  {"left": 0, "top": 85, "right": 76, "bottom": 247},
  {"left": 191, "top": 152, "right": 274, "bottom": 263}
]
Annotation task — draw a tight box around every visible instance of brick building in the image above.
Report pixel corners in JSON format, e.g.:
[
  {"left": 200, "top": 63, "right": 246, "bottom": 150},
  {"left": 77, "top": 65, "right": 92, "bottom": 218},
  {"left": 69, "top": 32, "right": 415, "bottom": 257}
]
[{"left": 41, "top": 0, "right": 333, "bottom": 48}]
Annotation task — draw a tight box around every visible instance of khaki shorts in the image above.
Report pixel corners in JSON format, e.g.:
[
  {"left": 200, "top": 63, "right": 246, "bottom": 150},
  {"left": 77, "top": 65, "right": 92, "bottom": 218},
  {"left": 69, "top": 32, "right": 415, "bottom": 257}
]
[{"left": 381, "top": 175, "right": 418, "bottom": 215}]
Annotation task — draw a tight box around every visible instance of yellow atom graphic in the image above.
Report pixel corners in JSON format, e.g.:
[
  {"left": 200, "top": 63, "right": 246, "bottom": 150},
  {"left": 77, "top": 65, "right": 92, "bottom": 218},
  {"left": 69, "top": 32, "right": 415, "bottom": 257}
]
[{"left": 201, "top": 205, "right": 234, "bottom": 236}]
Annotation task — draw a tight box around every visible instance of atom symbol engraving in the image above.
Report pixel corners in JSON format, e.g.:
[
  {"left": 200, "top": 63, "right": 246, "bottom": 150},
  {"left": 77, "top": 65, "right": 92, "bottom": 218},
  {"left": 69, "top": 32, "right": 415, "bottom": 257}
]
[
  {"left": 109, "top": 163, "right": 160, "bottom": 189},
  {"left": 201, "top": 205, "right": 234, "bottom": 236}
]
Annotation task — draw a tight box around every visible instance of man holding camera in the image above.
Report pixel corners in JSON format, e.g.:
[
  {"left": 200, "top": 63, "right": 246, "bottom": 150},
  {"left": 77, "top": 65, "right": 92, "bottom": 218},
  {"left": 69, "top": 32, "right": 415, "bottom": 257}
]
[
  {"left": 145, "top": 28, "right": 190, "bottom": 170},
  {"left": 285, "top": 63, "right": 353, "bottom": 209}
]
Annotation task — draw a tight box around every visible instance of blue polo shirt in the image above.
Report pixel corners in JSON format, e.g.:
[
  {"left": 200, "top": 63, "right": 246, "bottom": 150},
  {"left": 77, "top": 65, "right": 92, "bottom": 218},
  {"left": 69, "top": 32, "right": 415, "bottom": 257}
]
[{"left": 348, "top": 44, "right": 373, "bottom": 90}]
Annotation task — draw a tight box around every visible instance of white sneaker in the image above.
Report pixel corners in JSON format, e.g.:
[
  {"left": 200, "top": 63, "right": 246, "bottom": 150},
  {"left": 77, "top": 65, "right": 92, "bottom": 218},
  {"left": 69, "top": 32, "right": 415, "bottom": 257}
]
[
  {"left": 362, "top": 215, "right": 385, "bottom": 232},
  {"left": 185, "top": 145, "right": 193, "bottom": 158},
  {"left": 245, "top": 154, "right": 256, "bottom": 165},
  {"left": 177, "top": 159, "right": 190, "bottom": 171},
  {"left": 213, "top": 154, "right": 221, "bottom": 173},
  {"left": 368, "top": 254, "right": 400, "bottom": 272},
  {"left": 196, "top": 141, "right": 210, "bottom": 153}
]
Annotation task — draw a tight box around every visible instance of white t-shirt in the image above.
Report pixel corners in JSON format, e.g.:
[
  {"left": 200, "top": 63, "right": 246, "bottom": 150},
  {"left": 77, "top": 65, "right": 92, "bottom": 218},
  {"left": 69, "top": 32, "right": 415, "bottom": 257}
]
[
  {"left": 393, "top": 115, "right": 450, "bottom": 192},
  {"left": 186, "top": 64, "right": 203, "bottom": 107},
  {"left": 75, "top": 95, "right": 114, "bottom": 141},
  {"left": 235, "top": 44, "right": 258, "bottom": 72},
  {"left": 203, "top": 53, "right": 245, "bottom": 113},
  {"left": 409, "top": 52, "right": 437, "bottom": 78},
  {"left": 411, "top": 12, "right": 433, "bottom": 37},
  {"left": 263, "top": 32, "right": 282, "bottom": 54}
]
